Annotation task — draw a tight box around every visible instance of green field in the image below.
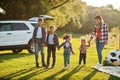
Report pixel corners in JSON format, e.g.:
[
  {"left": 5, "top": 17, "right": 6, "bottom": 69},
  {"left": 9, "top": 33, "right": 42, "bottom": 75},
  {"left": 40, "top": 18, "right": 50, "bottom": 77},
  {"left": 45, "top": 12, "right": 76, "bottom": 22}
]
[{"left": 0, "top": 38, "right": 120, "bottom": 80}]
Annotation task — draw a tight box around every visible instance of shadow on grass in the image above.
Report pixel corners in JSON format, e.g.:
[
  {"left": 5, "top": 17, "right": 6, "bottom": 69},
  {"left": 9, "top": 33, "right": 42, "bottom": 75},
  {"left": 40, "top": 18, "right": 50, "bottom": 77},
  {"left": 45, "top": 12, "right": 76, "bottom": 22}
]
[
  {"left": 83, "top": 69, "right": 98, "bottom": 80},
  {"left": 108, "top": 75, "right": 120, "bottom": 80},
  {"left": 1, "top": 66, "right": 50, "bottom": 80},
  {"left": 60, "top": 65, "right": 84, "bottom": 80},
  {"left": 0, "top": 53, "right": 33, "bottom": 62},
  {"left": 44, "top": 69, "right": 65, "bottom": 80}
]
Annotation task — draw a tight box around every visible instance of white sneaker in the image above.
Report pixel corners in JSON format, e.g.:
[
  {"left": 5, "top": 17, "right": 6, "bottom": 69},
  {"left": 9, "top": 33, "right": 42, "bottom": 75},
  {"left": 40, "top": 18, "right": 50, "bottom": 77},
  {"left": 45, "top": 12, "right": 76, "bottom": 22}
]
[
  {"left": 68, "top": 65, "right": 70, "bottom": 68},
  {"left": 96, "top": 63, "right": 102, "bottom": 67},
  {"left": 64, "top": 67, "right": 67, "bottom": 70}
]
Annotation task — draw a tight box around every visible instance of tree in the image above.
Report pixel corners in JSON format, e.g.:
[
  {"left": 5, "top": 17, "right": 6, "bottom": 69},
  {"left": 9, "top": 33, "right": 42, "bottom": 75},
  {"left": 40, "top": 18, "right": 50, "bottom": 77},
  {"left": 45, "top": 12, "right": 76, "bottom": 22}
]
[{"left": 0, "top": 0, "right": 71, "bottom": 19}]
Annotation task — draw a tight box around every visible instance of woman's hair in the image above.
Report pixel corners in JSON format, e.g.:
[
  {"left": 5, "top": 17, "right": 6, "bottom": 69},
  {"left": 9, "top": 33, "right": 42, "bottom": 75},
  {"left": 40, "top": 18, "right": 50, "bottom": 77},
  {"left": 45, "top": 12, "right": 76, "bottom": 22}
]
[
  {"left": 63, "top": 34, "right": 72, "bottom": 40},
  {"left": 50, "top": 25, "right": 55, "bottom": 29},
  {"left": 94, "top": 14, "right": 104, "bottom": 23},
  {"left": 81, "top": 37, "right": 86, "bottom": 43}
]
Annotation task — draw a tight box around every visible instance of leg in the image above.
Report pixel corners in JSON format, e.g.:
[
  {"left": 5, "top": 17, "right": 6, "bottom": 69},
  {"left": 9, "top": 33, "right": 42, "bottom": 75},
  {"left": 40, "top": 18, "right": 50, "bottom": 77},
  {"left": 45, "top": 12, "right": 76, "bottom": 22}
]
[
  {"left": 35, "top": 41, "right": 39, "bottom": 67},
  {"left": 83, "top": 54, "right": 86, "bottom": 65},
  {"left": 67, "top": 50, "right": 70, "bottom": 67},
  {"left": 96, "top": 38, "right": 99, "bottom": 54},
  {"left": 79, "top": 53, "right": 82, "bottom": 65},
  {"left": 64, "top": 51, "right": 67, "bottom": 68},
  {"left": 39, "top": 43, "right": 46, "bottom": 66},
  {"left": 52, "top": 46, "right": 56, "bottom": 68},
  {"left": 96, "top": 38, "right": 101, "bottom": 64},
  {"left": 98, "top": 43, "right": 104, "bottom": 64},
  {"left": 47, "top": 45, "right": 51, "bottom": 67}
]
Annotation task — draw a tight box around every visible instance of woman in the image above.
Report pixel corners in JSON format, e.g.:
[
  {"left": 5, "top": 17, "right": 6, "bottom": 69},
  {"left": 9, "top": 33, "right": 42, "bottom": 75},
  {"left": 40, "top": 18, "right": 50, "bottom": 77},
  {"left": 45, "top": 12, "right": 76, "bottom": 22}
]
[{"left": 88, "top": 15, "right": 109, "bottom": 67}]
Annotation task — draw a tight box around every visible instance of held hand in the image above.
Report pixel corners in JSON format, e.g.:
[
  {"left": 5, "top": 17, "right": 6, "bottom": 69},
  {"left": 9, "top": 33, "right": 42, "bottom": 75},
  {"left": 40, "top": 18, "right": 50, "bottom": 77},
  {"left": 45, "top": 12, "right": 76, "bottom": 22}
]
[
  {"left": 42, "top": 43, "right": 46, "bottom": 47},
  {"left": 32, "top": 42, "right": 35, "bottom": 46},
  {"left": 72, "top": 52, "right": 75, "bottom": 55},
  {"left": 58, "top": 48, "right": 60, "bottom": 50},
  {"left": 88, "top": 40, "right": 91, "bottom": 44}
]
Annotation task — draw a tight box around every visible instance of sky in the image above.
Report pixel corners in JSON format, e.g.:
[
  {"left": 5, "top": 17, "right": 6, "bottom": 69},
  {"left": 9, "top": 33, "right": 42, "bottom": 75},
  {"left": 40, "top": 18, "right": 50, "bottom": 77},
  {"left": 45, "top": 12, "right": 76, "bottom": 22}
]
[{"left": 82, "top": 0, "right": 120, "bottom": 9}]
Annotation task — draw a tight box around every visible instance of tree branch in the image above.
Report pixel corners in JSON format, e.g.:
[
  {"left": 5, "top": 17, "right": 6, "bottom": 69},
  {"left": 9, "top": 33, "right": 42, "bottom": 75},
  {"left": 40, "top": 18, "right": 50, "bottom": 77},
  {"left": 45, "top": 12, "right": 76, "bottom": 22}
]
[{"left": 51, "top": 0, "right": 70, "bottom": 10}]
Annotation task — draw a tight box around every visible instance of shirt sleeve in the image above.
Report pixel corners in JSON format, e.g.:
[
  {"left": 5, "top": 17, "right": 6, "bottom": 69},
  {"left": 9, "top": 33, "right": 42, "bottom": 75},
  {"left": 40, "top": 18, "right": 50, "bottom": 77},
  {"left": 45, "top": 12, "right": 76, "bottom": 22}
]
[{"left": 90, "top": 26, "right": 96, "bottom": 40}]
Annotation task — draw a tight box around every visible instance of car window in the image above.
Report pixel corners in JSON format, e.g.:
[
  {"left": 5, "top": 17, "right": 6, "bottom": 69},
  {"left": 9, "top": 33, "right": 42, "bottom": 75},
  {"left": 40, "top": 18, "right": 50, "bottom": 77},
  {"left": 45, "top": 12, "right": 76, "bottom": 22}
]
[
  {"left": 12, "top": 23, "right": 29, "bottom": 30},
  {"left": 31, "top": 23, "right": 38, "bottom": 27},
  {"left": 0, "top": 23, "right": 12, "bottom": 31}
]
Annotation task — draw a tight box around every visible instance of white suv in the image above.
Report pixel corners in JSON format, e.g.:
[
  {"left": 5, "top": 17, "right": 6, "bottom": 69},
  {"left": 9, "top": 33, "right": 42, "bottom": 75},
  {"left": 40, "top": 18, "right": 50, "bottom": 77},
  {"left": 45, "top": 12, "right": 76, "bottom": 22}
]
[
  {"left": 0, "top": 15, "right": 54, "bottom": 53},
  {"left": 0, "top": 20, "right": 37, "bottom": 53}
]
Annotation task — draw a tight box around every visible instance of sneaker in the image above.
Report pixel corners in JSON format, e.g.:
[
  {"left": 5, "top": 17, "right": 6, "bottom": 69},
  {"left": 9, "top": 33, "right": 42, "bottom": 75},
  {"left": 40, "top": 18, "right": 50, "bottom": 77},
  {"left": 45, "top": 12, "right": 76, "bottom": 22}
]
[
  {"left": 68, "top": 65, "right": 70, "bottom": 68},
  {"left": 64, "top": 67, "right": 67, "bottom": 70},
  {"left": 42, "top": 64, "right": 47, "bottom": 67},
  {"left": 51, "top": 65, "right": 54, "bottom": 68},
  {"left": 36, "top": 64, "right": 39, "bottom": 68},
  {"left": 96, "top": 63, "right": 102, "bottom": 67}
]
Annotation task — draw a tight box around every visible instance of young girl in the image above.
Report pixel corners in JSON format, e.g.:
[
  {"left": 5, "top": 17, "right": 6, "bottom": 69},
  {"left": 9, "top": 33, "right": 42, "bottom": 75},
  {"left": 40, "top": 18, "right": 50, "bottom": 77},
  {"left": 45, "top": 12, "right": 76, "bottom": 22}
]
[
  {"left": 46, "top": 26, "right": 59, "bottom": 68},
  {"left": 59, "top": 34, "right": 74, "bottom": 69},
  {"left": 79, "top": 37, "right": 90, "bottom": 66}
]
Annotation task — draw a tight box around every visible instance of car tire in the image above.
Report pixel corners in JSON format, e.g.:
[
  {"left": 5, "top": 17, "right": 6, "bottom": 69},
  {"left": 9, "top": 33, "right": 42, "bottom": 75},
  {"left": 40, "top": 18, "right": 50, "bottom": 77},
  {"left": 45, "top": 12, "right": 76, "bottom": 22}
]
[
  {"left": 27, "top": 40, "right": 35, "bottom": 53},
  {"left": 12, "top": 49, "right": 22, "bottom": 53}
]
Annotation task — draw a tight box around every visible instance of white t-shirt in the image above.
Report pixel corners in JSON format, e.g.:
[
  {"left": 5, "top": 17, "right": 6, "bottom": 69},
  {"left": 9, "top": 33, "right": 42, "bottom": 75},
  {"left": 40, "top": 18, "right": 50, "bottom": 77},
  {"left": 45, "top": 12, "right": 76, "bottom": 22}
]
[
  {"left": 48, "top": 34, "right": 54, "bottom": 44},
  {"left": 36, "top": 27, "right": 42, "bottom": 38},
  {"left": 65, "top": 42, "right": 70, "bottom": 48}
]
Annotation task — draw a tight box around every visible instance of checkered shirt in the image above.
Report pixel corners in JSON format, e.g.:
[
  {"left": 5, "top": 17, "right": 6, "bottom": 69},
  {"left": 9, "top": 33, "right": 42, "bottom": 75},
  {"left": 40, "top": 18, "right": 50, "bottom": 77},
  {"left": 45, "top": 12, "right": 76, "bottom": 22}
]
[{"left": 90, "top": 23, "right": 109, "bottom": 43}]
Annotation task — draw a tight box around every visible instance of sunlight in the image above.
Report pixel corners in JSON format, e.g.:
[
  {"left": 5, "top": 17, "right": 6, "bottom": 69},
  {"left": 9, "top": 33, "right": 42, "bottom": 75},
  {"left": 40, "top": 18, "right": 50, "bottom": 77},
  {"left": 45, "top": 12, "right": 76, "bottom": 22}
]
[{"left": 82, "top": 0, "right": 120, "bottom": 9}]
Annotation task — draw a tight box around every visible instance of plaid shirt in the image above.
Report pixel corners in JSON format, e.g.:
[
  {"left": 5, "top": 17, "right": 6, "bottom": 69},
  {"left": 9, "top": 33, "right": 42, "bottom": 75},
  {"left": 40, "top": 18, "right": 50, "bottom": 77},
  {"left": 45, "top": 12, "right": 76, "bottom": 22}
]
[{"left": 90, "top": 23, "right": 109, "bottom": 43}]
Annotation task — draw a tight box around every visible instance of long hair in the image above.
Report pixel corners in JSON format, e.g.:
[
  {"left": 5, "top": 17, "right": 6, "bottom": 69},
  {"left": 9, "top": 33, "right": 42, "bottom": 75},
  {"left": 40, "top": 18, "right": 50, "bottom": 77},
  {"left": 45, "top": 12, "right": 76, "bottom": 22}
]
[{"left": 94, "top": 15, "right": 104, "bottom": 23}]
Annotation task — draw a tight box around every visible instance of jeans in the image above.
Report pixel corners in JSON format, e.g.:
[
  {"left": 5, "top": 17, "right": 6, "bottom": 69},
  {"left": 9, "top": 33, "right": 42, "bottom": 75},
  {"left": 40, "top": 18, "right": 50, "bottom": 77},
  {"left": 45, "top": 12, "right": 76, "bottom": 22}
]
[
  {"left": 35, "top": 38, "right": 45, "bottom": 66},
  {"left": 63, "top": 49, "right": 70, "bottom": 67},
  {"left": 47, "top": 44, "right": 56, "bottom": 67},
  {"left": 79, "top": 53, "right": 86, "bottom": 64},
  {"left": 96, "top": 38, "right": 105, "bottom": 64}
]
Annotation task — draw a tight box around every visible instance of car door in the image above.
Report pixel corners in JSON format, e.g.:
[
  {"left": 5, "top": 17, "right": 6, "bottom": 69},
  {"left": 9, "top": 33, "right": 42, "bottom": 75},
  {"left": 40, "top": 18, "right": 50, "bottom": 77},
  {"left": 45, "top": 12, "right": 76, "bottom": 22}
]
[
  {"left": 0, "top": 23, "right": 13, "bottom": 46},
  {"left": 11, "top": 23, "right": 31, "bottom": 45}
]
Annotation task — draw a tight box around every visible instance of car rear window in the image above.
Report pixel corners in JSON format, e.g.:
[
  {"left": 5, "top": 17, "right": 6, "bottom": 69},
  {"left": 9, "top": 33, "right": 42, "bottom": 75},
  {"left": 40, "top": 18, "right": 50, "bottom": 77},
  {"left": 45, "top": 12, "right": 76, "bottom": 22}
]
[
  {"left": 31, "top": 23, "right": 38, "bottom": 27},
  {"left": 12, "top": 23, "right": 29, "bottom": 30}
]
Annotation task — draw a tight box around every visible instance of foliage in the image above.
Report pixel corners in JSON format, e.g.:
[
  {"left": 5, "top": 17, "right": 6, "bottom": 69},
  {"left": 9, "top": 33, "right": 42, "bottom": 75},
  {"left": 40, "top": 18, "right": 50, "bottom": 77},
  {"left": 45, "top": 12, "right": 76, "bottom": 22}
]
[
  {"left": 110, "top": 27, "right": 120, "bottom": 37},
  {"left": 0, "top": 0, "right": 86, "bottom": 30},
  {"left": 55, "top": 1, "right": 86, "bottom": 32},
  {"left": 0, "top": 0, "right": 71, "bottom": 19},
  {"left": 80, "top": 5, "right": 120, "bottom": 34}
]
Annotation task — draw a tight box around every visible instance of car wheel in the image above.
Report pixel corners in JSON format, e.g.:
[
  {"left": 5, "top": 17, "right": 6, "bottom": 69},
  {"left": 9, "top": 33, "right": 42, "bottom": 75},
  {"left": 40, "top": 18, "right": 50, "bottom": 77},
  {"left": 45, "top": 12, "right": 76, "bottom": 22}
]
[
  {"left": 28, "top": 41, "right": 35, "bottom": 53},
  {"left": 12, "top": 49, "right": 22, "bottom": 53}
]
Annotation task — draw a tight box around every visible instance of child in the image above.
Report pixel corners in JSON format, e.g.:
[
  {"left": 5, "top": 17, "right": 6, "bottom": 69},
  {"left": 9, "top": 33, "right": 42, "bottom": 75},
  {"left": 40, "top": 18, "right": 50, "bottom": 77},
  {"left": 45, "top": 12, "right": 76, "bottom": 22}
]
[
  {"left": 46, "top": 25, "right": 59, "bottom": 68},
  {"left": 78, "top": 37, "right": 90, "bottom": 66},
  {"left": 59, "top": 34, "right": 74, "bottom": 69}
]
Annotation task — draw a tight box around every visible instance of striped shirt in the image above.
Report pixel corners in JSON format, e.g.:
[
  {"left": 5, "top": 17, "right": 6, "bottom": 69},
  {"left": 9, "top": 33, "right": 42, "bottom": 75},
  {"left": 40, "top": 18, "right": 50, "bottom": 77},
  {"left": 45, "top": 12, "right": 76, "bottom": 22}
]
[{"left": 90, "top": 23, "right": 109, "bottom": 43}]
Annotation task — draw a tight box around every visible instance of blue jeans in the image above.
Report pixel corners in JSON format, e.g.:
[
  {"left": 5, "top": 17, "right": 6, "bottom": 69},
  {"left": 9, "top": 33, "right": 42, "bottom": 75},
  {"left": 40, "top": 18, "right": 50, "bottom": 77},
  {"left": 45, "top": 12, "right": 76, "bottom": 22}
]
[
  {"left": 96, "top": 38, "right": 105, "bottom": 64},
  {"left": 35, "top": 38, "right": 45, "bottom": 66},
  {"left": 63, "top": 49, "right": 70, "bottom": 67}
]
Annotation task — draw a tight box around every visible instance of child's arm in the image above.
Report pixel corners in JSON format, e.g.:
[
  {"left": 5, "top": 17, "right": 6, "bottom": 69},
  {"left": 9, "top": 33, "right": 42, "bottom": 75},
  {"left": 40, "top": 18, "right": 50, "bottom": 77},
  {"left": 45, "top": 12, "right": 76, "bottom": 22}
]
[
  {"left": 70, "top": 43, "right": 75, "bottom": 55},
  {"left": 56, "top": 35, "right": 59, "bottom": 49},
  {"left": 86, "top": 41, "right": 90, "bottom": 47},
  {"left": 58, "top": 42, "right": 64, "bottom": 50}
]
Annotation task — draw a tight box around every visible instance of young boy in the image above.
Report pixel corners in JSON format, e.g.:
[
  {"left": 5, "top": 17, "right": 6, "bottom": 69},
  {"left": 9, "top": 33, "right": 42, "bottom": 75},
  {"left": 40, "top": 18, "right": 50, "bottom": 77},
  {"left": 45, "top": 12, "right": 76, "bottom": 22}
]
[
  {"left": 46, "top": 26, "right": 59, "bottom": 68},
  {"left": 78, "top": 37, "right": 90, "bottom": 66}
]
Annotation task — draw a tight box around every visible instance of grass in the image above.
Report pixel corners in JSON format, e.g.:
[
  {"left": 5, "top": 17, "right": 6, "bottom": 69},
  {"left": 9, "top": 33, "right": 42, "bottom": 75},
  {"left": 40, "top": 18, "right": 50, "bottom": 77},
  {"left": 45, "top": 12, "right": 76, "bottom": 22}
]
[{"left": 0, "top": 38, "right": 120, "bottom": 80}]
